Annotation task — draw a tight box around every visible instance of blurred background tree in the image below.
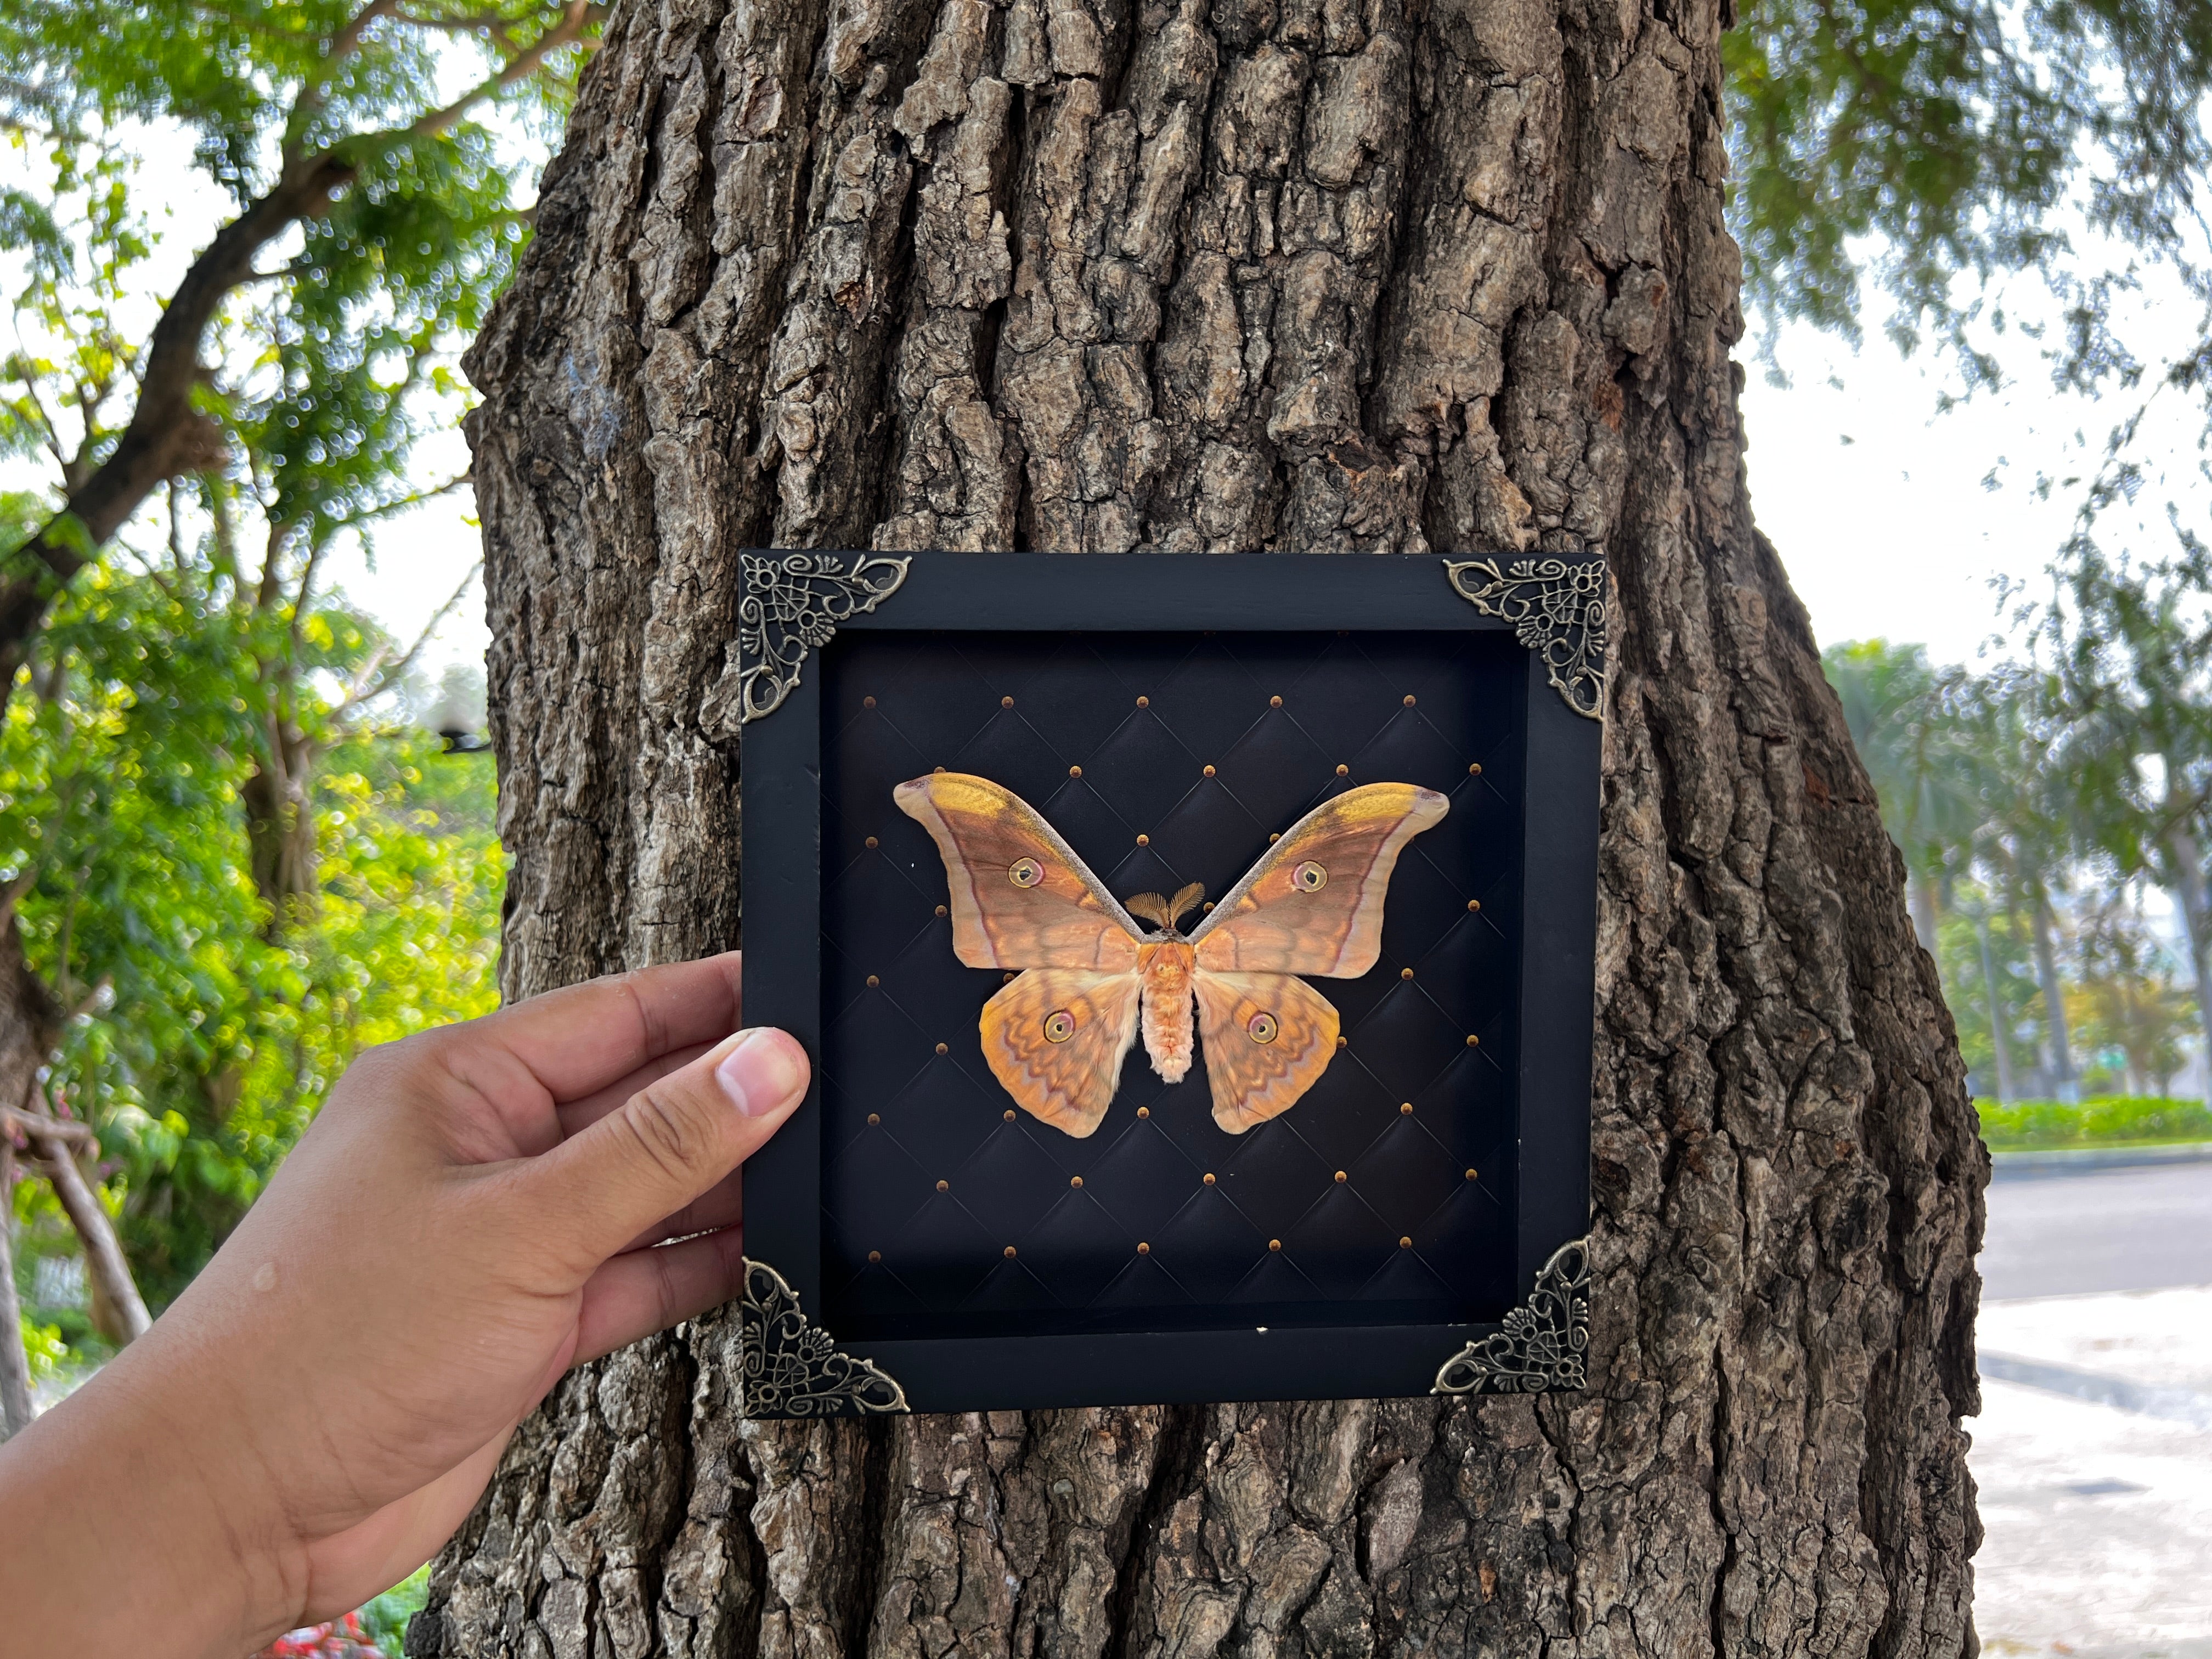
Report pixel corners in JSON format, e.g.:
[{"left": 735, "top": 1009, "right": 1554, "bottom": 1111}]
[
  {"left": 0, "top": 2, "right": 594, "bottom": 1421},
  {"left": 1826, "top": 635, "right": 2212, "bottom": 1111},
  {"left": 2072, "top": 890, "right": 2195, "bottom": 1096}
]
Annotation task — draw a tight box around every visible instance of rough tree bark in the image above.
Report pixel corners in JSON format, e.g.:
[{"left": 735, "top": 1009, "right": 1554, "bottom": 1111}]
[{"left": 416, "top": 0, "right": 1988, "bottom": 1650}]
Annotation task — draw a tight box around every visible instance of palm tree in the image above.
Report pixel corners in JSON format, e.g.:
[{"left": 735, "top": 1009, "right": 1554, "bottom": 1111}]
[
  {"left": 1823, "top": 641, "right": 1983, "bottom": 950},
  {"left": 2049, "top": 540, "right": 2212, "bottom": 1102},
  {"left": 1954, "top": 664, "right": 2081, "bottom": 1101}
]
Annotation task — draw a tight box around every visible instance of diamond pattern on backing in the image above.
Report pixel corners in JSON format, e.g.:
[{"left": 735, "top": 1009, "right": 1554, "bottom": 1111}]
[
  {"left": 817, "top": 629, "right": 1528, "bottom": 1341},
  {"left": 1081, "top": 712, "right": 1206, "bottom": 834}
]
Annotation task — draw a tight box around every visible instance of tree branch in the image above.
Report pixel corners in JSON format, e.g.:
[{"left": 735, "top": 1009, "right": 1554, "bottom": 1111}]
[
  {"left": 289, "top": 0, "right": 403, "bottom": 156},
  {"left": 287, "top": 534, "right": 331, "bottom": 664},
  {"left": 255, "top": 517, "right": 296, "bottom": 614},
  {"left": 180, "top": 1, "right": 315, "bottom": 43},
  {"left": 13, "top": 375, "right": 71, "bottom": 476},
  {"left": 393, "top": 7, "right": 523, "bottom": 50},
  {"left": 410, "top": 1, "right": 602, "bottom": 138},
  {"left": 0, "top": 147, "right": 359, "bottom": 695},
  {"left": 65, "top": 974, "right": 110, "bottom": 1023},
  {"left": 329, "top": 470, "right": 474, "bottom": 531},
  {"left": 342, "top": 560, "right": 482, "bottom": 710},
  {"left": 15, "top": 1107, "right": 150, "bottom": 1344},
  {"left": 0, "top": 1105, "right": 93, "bottom": 1150}
]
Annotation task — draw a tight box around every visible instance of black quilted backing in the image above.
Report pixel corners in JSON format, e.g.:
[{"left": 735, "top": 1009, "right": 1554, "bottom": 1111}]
[{"left": 817, "top": 629, "right": 1526, "bottom": 1341}]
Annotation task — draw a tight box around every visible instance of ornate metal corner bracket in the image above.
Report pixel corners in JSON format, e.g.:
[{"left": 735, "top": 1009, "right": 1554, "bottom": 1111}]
[
  {"left": 737, "top": 551, "right": 913, "bottom": 725},
  {"left": 1432, "top": 1239, "right": 1591, "bottom": 1395},
  {"left": 740, "top": 1259, "right": 910, "bottom": 1417},
  {"left": 1442, "top": 555, "right": 1610, "bottom": 721}
]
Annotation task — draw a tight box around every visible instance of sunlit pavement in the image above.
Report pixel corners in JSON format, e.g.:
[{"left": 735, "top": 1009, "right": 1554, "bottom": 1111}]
[{"left": 1974, "top": 1160, "right": 2212, "bottom": 1659}]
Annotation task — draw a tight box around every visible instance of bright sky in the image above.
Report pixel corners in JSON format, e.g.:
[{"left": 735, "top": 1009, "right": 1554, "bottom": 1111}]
[{"left": 1742, "top": 250, "right": 2211, "bottom": 666}]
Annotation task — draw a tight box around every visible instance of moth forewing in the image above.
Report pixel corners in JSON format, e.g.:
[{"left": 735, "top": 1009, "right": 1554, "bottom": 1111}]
[
  {"left": 1186, "top": 783, "right": 1450, "bottom": 978},
  {"left": 894, "top": 772, "right": 1147, "bottom": 970}
]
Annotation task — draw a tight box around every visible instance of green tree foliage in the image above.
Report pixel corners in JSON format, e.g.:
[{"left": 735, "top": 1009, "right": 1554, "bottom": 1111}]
[
  {"left": 5, "top": 552, "right": 503, "bottom": 1312},
  {"left": 1725, "top": 0, "right": 2212, "bottom": 364},
  {"left": 1725, "top": 0, "right": 2212, "bottom": 780},
  {"left": 1722, "top": 0, "right": 2212, "bottom": 1115},
  {"left": 2038, "top": 539, "right": 2212, "bottom": 1074},
  {"left": 2072, "top": 894, "right": 2195, "bottom": 1095},
  {"left": 0, "top": 7, "right": 588, "bottom": 1355},
  {"left": 1821, "top": 640, "right": 1980, "bottom": 943},
  {"left": 1933, "top": 899, "right": 2040, "bottom": 1097},
  {"left": 0, "top": 3, "right": 597, "bottom": 662}
]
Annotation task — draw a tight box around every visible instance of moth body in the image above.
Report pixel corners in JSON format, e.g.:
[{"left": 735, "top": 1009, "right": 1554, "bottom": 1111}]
[{"left": 1135, "top": 938, "right": 1198, "bottom": 1082}]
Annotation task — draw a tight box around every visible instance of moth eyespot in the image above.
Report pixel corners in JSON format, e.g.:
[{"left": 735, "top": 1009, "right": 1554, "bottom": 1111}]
[
  {"left": 1246, "top": 1011, "right": 1279, "bottom": 1045},
  {"left": 1008, "top": 857, "right": 1043, "bottom": 888},
  {"left": 1292, "top": 861, "right": 1328, "bottom": 891},
  {"left": 1043, "top": 1009, "right": 1077, "bottom": 1043}
]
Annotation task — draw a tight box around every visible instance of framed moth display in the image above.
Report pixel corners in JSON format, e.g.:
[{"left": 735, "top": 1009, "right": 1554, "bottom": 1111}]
[{"left": 735, "top": 551, "right": 1601, "bottom": 1417}]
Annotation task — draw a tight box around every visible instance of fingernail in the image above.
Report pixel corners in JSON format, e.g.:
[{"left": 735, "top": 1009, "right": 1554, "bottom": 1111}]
[{"left": 716, "top": 1028, "right": 805, "bottom": 1118}]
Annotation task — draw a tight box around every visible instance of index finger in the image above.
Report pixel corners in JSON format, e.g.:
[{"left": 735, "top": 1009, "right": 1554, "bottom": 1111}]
[{"left": 448, "top": 952, "right": 745, "bottom": 1105}]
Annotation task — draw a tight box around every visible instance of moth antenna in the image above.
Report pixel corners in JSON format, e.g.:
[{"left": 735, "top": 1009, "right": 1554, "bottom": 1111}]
[
  {"left": 1125, "top": 892, "right": 1171, "bottom": 927},
  {"left": 1167, "top": 882, "right": 1206, "bottom": 929}
]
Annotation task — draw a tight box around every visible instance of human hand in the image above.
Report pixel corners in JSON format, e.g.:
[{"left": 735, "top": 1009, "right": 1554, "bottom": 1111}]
[{"left": 0, "top": 951, "right": 807, "bottom": 1658}]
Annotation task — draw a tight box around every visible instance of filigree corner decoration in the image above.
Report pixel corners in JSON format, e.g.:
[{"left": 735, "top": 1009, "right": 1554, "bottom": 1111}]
[
  {"left": 1432, "top": 1239, "right": 1592, "bottom": 1396},
  {"left": 740, "top": 1258, "right": 910, "bottom": 1417},
  {"left": 737, "top": 551, "right": 913, "bottom": 725},
  {"left": 1442, "top": 555, "right": 1610, "bottom": 721}
]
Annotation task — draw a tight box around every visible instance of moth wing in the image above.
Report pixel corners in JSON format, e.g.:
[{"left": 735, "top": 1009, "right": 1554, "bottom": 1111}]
[
  {"left": 895, "top": 772, "right": 1143, "bottom": 971},
  {"left": 980, "top": 969, "right": 1144, "bottom": 1138},
  {"left": 1192, "top": 970, "right": 1341, "bottom": 1133},
  {"left": 1188, "top": 782, "right": 1448, "bottom": 978}
]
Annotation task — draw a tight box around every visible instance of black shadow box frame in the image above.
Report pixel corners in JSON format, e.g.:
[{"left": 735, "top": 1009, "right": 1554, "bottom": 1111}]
[{"left": 735, "top": 551, "right": 1601, "bottom": 1418}]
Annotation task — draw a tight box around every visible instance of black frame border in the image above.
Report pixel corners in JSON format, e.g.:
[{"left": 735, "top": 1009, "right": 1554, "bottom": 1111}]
[{"left": 738, "top": 552, "right": 1600, "bottom": 1415}]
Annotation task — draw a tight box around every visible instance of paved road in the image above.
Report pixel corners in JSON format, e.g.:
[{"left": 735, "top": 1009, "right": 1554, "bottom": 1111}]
[
  {"left": 1974, "top": 1160, "right": 2212, "bottom": 1655},
  {"left": 1983, "top": 1159, "right": 2212, "bottom": 1300}
]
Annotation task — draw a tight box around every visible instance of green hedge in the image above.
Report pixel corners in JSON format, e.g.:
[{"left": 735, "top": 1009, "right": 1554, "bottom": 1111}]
[{"left": 1977, "top": 1095, "right": 2212, "bottom": 1150}]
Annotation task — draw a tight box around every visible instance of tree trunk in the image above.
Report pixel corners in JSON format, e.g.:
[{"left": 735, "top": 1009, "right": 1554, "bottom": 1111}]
[
  {"left": 0, "top": 1141, "right": 36, "bottom": 1438},
  {"left": 241, "top": 738, "right": 321, "bottom": 933},
  {"left": 416, "top": 0, "right": 1988, "bottom": 1651},
  {"left": 0, "top": 907, "right": 63, "bottom": 1371},
  {"left": 0, "top": 913, "right": 58, "bottom": 1153},
  {"left": 2158, "top": 821, "right": 2212, "bottom": 1104},
  {"left": 1975, "top": 914, "right": 2015, "bottom": 1106},
  {"left": 17, "top": 1113, "right": 151, "bottom": 1345},
  {"left": 0, "top": 915, "right": 59, "bottom": 1432},
  {"left": 1909, "top": 874, "right": 1940, "bottom": 957},
  {"left": 2027, "top": 897, "right": 2075, "bottom": 1103}
]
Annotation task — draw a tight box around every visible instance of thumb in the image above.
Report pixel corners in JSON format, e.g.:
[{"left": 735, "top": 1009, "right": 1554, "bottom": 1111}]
[{"left": 520, "top": 1026, "right": 809, "bottom": 1277}]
